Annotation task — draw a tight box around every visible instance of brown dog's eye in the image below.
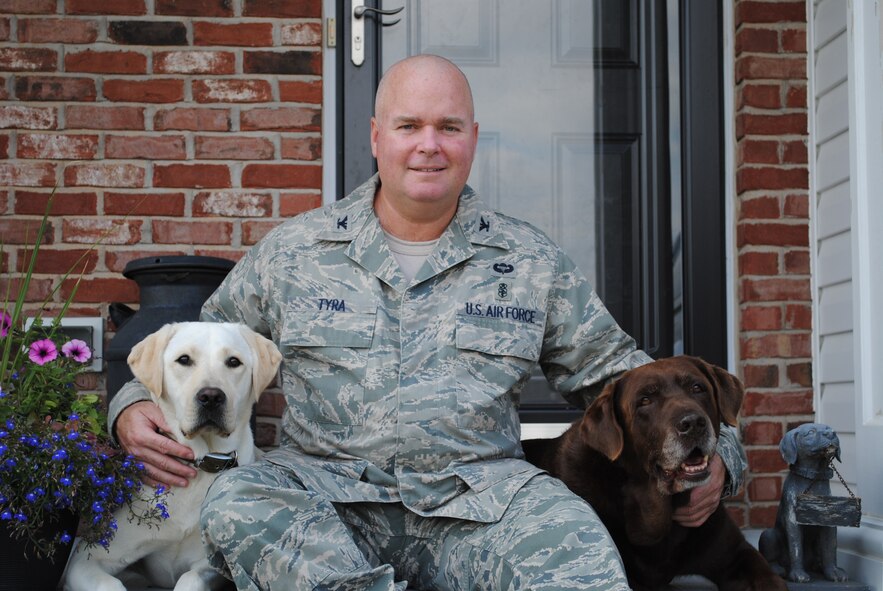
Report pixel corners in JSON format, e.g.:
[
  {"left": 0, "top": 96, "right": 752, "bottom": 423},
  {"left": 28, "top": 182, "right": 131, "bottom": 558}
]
[
  {"left": 638, "top": 396, "right": 652, "bottom": 407},
  {"left": 226, "top": 357, "right": 242, "bottom": 368},
  {"left": 691, "top": 383, "right": 705, "bottom": 394},
  {"left": 175, "top": 355, "right": 192, "bottom": 366}
]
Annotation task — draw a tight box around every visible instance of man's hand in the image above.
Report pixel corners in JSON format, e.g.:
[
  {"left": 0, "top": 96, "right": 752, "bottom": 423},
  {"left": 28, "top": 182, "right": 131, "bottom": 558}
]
[
  {"left": 116, "top": 400, "right": 198, "bottom": 488},
  {"left": 672, "top": 453, "right": 725, "bottom": 527}
]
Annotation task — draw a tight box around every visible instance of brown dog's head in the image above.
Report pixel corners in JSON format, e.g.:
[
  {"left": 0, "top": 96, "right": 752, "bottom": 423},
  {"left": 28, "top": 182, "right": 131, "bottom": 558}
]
[{"left": 579, "top": 356, "right": 743, "bottom": 495}]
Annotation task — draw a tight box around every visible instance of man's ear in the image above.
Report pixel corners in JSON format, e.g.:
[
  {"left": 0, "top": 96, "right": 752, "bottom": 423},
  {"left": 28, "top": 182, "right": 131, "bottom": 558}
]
[
  {"left": 127, "top": 323, "right": 179, "bottom": 397},
  {"left": 580, "top": 381, "right": 625, "bottom": 461},
  {"left": 237, "top": 325, "right": 282, "bottom": 402}
]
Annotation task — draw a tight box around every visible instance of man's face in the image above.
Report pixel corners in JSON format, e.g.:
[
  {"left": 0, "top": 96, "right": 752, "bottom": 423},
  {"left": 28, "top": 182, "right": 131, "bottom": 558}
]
[{"left": 371, "top": 63, "right": 479, "bottom": 213}]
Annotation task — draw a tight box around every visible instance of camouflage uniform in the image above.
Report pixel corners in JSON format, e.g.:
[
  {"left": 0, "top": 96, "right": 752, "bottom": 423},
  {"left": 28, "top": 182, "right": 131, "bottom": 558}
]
[{"left": 112, "top": 175, "right": 746, "bottom": 590}]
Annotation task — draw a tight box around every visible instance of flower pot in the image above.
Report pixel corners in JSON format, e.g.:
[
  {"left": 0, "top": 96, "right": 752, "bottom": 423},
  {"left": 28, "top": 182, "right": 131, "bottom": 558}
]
[{"left": 0, "top": 509, "right": 78, "bottom": 591}]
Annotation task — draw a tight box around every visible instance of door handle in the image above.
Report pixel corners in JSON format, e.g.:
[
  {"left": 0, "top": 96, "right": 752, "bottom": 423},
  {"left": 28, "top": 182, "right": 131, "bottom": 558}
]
[{"left": 351, "top": 2, "right": 404, "bottom": 66}]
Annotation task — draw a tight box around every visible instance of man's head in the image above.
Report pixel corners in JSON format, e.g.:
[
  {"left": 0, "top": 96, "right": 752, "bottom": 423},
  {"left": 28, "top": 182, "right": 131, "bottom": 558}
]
[{"left": 371, "top": 55, "right": 479, "bottom": 237}]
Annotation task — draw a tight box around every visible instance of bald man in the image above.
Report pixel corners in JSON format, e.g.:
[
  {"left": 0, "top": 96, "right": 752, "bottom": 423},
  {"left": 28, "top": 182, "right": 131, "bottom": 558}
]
[{"left": 111, "top": 55, "right": 745, "bottom": 590}]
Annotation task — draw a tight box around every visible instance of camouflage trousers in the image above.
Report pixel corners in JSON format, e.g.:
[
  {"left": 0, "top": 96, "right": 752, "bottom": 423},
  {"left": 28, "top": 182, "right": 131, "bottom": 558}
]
[{"left": 201, "top": 460, "right": 630, "bottom": 591}]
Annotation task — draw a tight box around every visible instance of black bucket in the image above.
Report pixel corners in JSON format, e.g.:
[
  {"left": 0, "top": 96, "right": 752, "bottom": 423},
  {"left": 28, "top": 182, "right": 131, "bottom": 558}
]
[{"left": 105, "top": 255, "right": 235, "bottom": 402}]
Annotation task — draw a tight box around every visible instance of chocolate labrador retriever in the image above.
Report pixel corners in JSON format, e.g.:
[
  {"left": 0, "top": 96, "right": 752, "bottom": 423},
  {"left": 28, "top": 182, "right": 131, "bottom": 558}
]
[{"left": 522, "top": 356, "right": 786, "bottom": 591}]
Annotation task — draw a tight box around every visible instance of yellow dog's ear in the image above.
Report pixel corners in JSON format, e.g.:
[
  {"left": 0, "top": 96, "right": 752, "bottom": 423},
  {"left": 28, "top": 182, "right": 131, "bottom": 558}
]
[
  {"left": 237, "top": 325, "right": 283, "bottom": 402},
  {"left": 127, "top": 323, "right": 180, "bottom": 397},
  {"left": 580, "top": 381, "right": 625, "bottom": 461}
]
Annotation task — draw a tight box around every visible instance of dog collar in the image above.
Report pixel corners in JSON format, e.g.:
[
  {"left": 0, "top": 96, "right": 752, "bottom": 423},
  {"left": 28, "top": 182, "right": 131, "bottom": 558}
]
[
  {"left": 790, "top": 465, "right": 833, "bottom": 481},
  {"left": 190, "top": 451, "right": 238, "bottom": 473}
]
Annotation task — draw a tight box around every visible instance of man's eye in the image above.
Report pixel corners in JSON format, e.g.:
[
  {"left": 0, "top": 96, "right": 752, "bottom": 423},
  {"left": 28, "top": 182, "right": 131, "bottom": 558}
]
[
  {"left": 176, "top": 355, "right": 192, "bottom": 366},
  {"left": 226, "top": 357, "right": 242, "bottom": 368}
]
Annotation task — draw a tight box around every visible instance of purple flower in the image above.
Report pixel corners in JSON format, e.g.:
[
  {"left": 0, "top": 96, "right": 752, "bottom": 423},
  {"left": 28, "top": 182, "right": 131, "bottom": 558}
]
[
  {"left": 0, "top": 311, "right": 10, "bottom": 338},
  {"left": 60, "top": 532, "right": 72, "bottom": 544},
  {"left": 61, "top": 339, "right": 92, "bottom": 363},
  {"left": 28, "top": 338, "right": 58, "bottom": 365}
]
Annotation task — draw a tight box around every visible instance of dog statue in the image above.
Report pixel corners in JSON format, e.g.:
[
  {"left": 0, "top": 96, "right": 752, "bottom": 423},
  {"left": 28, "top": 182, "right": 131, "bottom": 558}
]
[{"left": 759, "top": 423, "right": 850, "bottom": 583}]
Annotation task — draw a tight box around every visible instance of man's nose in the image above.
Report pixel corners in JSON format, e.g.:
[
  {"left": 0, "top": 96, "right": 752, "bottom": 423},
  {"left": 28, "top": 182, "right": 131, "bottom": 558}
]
[{"left": 416, "top": 127, "right": 440, "bottom": 153}]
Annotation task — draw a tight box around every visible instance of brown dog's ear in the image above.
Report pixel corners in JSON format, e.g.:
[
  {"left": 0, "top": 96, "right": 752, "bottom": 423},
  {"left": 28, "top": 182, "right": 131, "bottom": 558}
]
[
  {"left": 127, "top": 323, "right": 179, "bottom": 397},
  {"left": 237, "top": 325, "right": 283, "bottom": 402},
  {"left": 693, "top": 357, "right": 744, "bottom": 427},
  {"left": 580, "top": 381, "right": 625, "bottom": 461}
]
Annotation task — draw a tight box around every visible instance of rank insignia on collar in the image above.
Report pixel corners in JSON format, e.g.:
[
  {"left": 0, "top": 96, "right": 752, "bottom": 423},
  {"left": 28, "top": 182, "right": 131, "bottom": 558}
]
[
  {"left": 479, "top": 215, "right": 491, "bottom": 232},
  {"left": 336, "top": 215, "right": 348, "bottom": 230}
]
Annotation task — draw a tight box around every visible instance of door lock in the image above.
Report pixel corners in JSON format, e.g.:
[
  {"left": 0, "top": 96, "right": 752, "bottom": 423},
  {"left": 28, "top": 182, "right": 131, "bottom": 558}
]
[{"left": 351, "top": 2, "right": 404, "bottom": 66}]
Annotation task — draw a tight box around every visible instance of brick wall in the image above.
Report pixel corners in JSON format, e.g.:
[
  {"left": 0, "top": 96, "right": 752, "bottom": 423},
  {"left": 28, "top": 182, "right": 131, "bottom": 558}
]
[
  {"left": 732, "top": 0, "right": 811, "bottom": 528},
  {"left": 0, "top": 0, "right": 325, "bottom": 446}
]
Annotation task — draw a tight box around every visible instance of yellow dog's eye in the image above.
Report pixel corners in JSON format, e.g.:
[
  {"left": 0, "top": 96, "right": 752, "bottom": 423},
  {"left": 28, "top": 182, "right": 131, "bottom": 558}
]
[
  {"left": 226, "top": 357, "right": 242, "bottom": 368},
  {"left": 176, "top": 355, "right": 192, "bottom": 366}
]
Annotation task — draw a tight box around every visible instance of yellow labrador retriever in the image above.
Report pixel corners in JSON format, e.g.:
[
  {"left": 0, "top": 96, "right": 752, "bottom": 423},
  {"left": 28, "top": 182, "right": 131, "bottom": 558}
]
[{"left": 64, "top": 322, "right": 282, "bottom": 591}]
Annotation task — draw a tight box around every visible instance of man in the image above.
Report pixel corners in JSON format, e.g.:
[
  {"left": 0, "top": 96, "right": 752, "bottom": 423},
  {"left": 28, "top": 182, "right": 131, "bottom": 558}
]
[{"left": 113, "top": 55, "right": 745, "bottom": 590}]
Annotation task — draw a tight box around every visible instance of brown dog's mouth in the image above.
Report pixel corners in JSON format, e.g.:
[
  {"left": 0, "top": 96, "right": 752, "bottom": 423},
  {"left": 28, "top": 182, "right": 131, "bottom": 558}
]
[{"left": 660, "top": 448, "right": 709, "bottom": 482}]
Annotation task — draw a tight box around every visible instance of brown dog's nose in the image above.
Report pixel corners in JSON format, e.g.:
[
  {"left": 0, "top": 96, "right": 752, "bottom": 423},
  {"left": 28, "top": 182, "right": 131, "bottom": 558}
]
[
  {"left": 196, "top": 387, "right": 226, "bottom": 409},
  {"left": 677, "top": 413, "right": 706, "bottom": 436}
]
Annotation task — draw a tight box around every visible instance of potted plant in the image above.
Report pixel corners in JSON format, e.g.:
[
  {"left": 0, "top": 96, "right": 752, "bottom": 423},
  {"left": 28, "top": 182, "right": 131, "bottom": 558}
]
[{"left": 0, "top": 203, "right": 169, "bottom": 589}]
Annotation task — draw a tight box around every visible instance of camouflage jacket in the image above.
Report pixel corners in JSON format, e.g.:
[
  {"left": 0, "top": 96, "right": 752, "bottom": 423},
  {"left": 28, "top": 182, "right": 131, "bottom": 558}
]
[{"left": 112, "top": 175, "right": 745, "bottom": 523}]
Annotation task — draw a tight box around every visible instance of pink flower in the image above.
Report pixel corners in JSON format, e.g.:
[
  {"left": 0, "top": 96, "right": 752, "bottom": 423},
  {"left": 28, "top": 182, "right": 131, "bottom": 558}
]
[
  {"left": 0, "top": 312, "right": 10, "bottom": 338},
  {"left": 28, "top": 338, "right": 58, "bottom": 365},
  {"left": 61, "top": 339, "right": 92, "bottom": 363}
]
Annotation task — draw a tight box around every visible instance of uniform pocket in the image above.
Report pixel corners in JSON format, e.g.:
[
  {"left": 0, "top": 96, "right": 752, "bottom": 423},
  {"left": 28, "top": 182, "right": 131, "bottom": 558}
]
[{"left": 281, "top": 302, "right": 377, "bottom": 426}]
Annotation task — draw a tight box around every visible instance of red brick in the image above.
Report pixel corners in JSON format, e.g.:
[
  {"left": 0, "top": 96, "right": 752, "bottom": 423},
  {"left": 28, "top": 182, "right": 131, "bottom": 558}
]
[
  {"left": 280, "top": 137, "right": 322, "bottom": 161},
  {"left": 155, "top": 51, "right": 236, "bottom": 74},
  {"left": 0, "top": 217, "right": 54, "bottom": 245},
  {"left": 103, "top": 79, "right": 184, "bottom": 103},
  {"left": 739, "top": 83, "right": 781, "bottom": 110},
  {"left": 782, "top": 29, "right": 807, "bottom": 53},
  {"left": 740, "top": 334, "right": 812, "bottom": 359},
  {"left": 739, "top": 139, "right": 778, "bottom": 164},
  {"left": 0, "top": 277, "right": 54, "bottom": 302},
  {"left": 0, "top": 77, "right": 6, "bottom": 100},
  {"left": 255, "top": 390, "right": 286, "bottom": 417},
  {"left": 278, "top": 80, "right": 323, "bottom": 104},
  {"left": 784, "top": 194, "right": 808, "bottom": 218},
  {"left": 784, "top": 304, "right": 812, "bottom": 330},
  {"left": 15, "top": 76, "right": 97, "bottom": 101},
  {"left": 63, "top": 277, "right": 140, "bottom": 303},
  {"left": 735, "top": 27, "right": 779, "bottom": 53},
  {"left": 739, "top": 251, "right": 778, "bottom": 276},
  {"left": 785, "top": 85, "right": 807, "bottom": 108},
  {"left": 153, "top": 163, "right": 231, "bottom": 188},
  {"left": 736, "top": 166, "right": 808, "bottom": 191},
  {"left": 736, "top": 1, "right": 806, "bottom": 25},
  {"left": 280, "top": 22, "right": 322, "bottom": 46},
  {"left": 0, "top": 18, "right": 7, "bottom": 40},
  {"left": 280, "top": 192, "right": 321, "bottom": 216},
  {"left": 0, "top": 162, "right": 56, "bottom": 187},
  {"left": 0, "top": 105, "right": 56, "bottom": 129},
  {"left": 242, "top": 0, "right": 319, "bottom": 18},
  {"left": 736, "top": 55, "right": 806, "bottom": 82},
  {"left": 191, "top": 248, "right": 244, "bottom": 263},
  {"left": 65, "top": 0, "right": 146, "bottom": 14},
  {"left": 747, "top": 476, "right": 782, "bottom": 501},
  {"left": 193, "top": 21, "right": 273, "bottom": 46},
  {"left": 737, "top": 222, "right": 808, "bottom": 247},
  {"left": 244, "top": 50, "right": 320, "bottom": 75},
  {"left": 152, "top": 219, "right": 233, "bottom": 245},
  {"left": 746, "top": 449, "right": 788, "bottom": 473},
  {"left": 66, "top": 105, "right": 144, "bottom": 130},
  {"left": 0, "top": 134, "right": 7, "bottom": 158},
  {"left": 155, "top": 0, "right": 233, "bottom": 17},
  {"left": 18, "top": 133, "right": 99, "bottom": 160},
  {"left": 20, "top": 247, "right": 99, "bottom": 274},
  {"left": 0, "top": 47, "right": 56, "bottom": 71},
  {"left": 739, "top": 196, "right": 780, "bottom": 220},
  {"left": 104, "top": 191, "right": 186, "bottom": 216},
  {"left": 14, "top": 190, "right": 98, "bottom": 215},
  {"left": 741, "top": 363, "right": 780, "bottom": 388},
  {"left": 748, "top": 505, "right": 779, "bottom": 529},
  {"left": 64, "top": 162, "right": 145, "bottom": 188},
  {"left": 193, "top": 190, "right": 273, "bottom": 217},
  {"left": 786, "top": 362, "right": 812, "bottom": 387},
  {"left": 242, "top": 164, "right": 322, "bottom": 189},
  {"left": 62, "top": 218, "right": 144, "bottom": 245},
  {"left": 743, "top": 390, "right": 814, "bottom": 417},
  {"left": 242, "top": 220, "right": 279, "bottom": 245},
  {"left": 741, "top": 305, "right": 782, "bottom": 331},
  {"left": 18, "top": 17, "right": 99, "bottom": 43},
  {"left": 65, "top": 50, "right": 147, "bottom": 74},
  {"left": 241, "top": 107, "right": 321, "bottom": 132},
  {"left": 784, "top": 250, "right": 809, "bottom": 274},
  {"left": 737, "top": 113, "right": 807, "bottom": 137},
  {"left": 105, "top": 249, "right": 187, "bottom": 273},
  {"left": 741, "top": 277, "right": 811, "bottom": 302},
  {"left": 783, "top": 140, "right": 808, "bottom": 164},
  {"left": 106, "top": 135, "right": 186, "bottom": 159},
  {"left": 0, "top": 0, "right": 56, "bottom": 14},
  {"left": 195, "top": 136, "right": 274, "bottom": 160},
  {"left": 154, "top": 107, "right": 230, "bottom": 131},
  {"left": 193, "top": 79, "right": 273, "bottom": 103}
]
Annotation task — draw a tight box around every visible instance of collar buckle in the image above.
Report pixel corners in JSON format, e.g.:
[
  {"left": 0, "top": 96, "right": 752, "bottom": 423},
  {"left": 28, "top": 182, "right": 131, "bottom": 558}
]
[{"left": 193, "top": 451, "right": 238, "bottom": 473}]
